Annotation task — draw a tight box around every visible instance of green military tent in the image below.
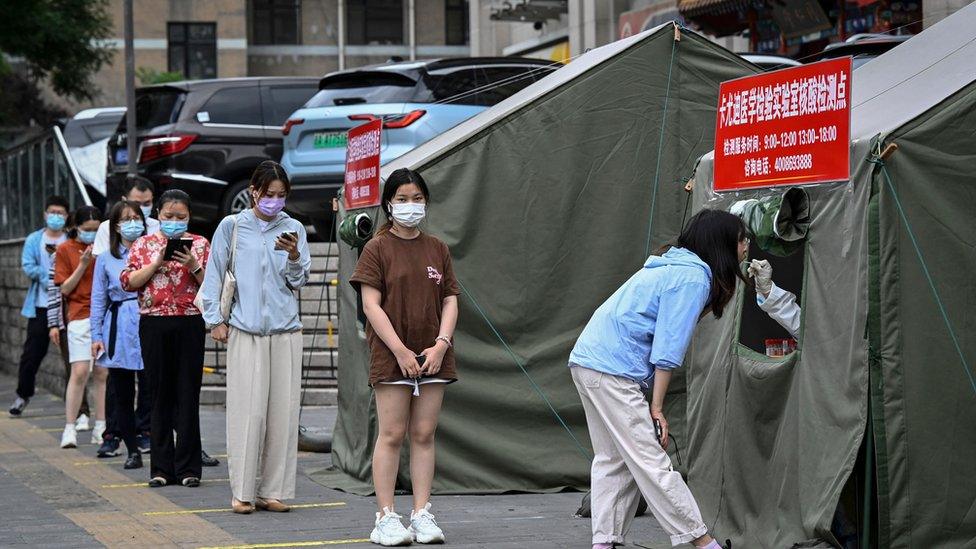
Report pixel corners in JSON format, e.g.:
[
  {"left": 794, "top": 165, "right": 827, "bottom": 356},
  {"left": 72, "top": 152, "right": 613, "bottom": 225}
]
[
  {"left": 317, "top": 22, "right": 758, "bottom": 495},
  {"left": 683, "top": 5, "right": 976, "bottom": 547}
]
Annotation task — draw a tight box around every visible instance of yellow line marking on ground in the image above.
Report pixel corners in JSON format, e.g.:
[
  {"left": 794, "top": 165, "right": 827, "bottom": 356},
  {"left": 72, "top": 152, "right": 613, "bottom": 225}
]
[
  {"left": 144, "top": 502, "right": 346, "bottom": 516},
  {"left": 73, "top": 454, "right": 226, "bottom": 466},
  {"left": 102, "top": 478, "right": 230, "bottom": 489},
  {"left": 200, "top": 539, "right": 370, "bottom": 549},
  {"left": 0, "top": 413, "right": 67, "bottom": 421}
]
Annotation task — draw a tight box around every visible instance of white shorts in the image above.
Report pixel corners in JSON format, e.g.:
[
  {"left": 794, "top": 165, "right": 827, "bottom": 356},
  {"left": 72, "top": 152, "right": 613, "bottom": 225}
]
[{"left": 67, "top": 318, "right": 92, "bottom": 363}]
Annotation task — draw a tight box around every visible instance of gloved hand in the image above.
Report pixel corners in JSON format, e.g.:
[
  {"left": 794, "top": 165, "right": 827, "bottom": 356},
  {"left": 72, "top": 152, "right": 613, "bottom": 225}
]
[{"left": 748, "top": 259, "right": 773, "bottom": 297}]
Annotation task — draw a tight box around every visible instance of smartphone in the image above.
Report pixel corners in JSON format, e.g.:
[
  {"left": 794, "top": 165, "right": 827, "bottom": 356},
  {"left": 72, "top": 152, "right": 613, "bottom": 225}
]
[
  {"left": 653, "top": 419, "right": 664, "bottom": 445},
  {"left": 164, "top": 238, "right": 194, "bottom": 261},
  {"left": 275, "top": 231, "right": 299, "bottom": 250}
]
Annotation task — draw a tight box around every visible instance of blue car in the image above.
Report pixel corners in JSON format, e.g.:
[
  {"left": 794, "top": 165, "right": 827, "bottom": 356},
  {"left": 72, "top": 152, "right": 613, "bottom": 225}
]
[{"left": 281, "top": 57, "right": 558, "bottom": 235}]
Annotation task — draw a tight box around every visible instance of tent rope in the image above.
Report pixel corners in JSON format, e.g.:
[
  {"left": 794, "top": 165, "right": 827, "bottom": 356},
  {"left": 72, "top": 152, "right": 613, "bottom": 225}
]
[
  {"left": 456, "top": 278, "right": 593, "bottom": 462},
  {"left": 869, "top": 156, "right": 976, "bottom": 396},
  {"left": 644, "top": 33, "right": 679, "bottom": 257}
]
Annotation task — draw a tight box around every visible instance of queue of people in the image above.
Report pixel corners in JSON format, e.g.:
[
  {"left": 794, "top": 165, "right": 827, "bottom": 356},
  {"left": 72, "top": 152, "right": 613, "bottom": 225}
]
[{"left": 9, "top": 163, "right": 790, "bottom": 548}]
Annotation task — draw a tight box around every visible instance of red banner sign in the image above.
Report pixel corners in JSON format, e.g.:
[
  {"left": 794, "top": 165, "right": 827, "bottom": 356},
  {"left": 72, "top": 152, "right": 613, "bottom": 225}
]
[
  {"left": 713, "top": 57, "right": 851, "bottom": 192},
  {"left": 344, "top": 119, "right": 383, "bottom": 209}
]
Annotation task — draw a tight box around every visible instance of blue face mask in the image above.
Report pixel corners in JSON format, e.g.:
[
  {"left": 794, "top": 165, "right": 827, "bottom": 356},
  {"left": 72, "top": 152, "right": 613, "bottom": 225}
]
[
  {"left": 160, "top": 220, "right": 188, "bottom": 238},
  {"left": 78, "top": 230, "right": 97, "bottom": 244},
  {"left": 46, "top": 213, "right": 66, "bottom": 231},
  {"left": 118, "top": 220, "right": 145, "bottom": 241},
  {"left": 140, "top": 205, "right": 153, "bottom": 219}
]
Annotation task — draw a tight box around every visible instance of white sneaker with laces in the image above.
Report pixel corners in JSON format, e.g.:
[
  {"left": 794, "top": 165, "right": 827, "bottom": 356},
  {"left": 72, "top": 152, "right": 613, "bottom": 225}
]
[
  {"left": 370, "top": 507, "right": 413, "bottom": 546},
  {"left": 60, "top": 425, "right": 77, "bottom": 449},
  {"left": 75, "top": 413, "right": 90, "bottom": 431},
  {"left": 409, "top": 503, "right": 445, "bottom": 544},
  {"left": 91, "top": 420, "right": 106, "bottom": 444}
]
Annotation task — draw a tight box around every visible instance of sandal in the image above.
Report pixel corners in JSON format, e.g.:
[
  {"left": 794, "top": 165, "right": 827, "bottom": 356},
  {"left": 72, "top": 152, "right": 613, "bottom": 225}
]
[{"left": 181, "top": 476, "right": 201, "bottom": 487}]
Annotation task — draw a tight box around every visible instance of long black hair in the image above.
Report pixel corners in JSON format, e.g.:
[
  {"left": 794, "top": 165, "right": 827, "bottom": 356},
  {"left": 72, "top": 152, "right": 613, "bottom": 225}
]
[
  {"left": 675, "top": 209, "right": 748, "bottom": 319},
  {"left": 67, "top": 205, "right": 102, "bottom": 239},
  {"left": 378, "top": 168, "right": 430, "bottom": 233},
  {"left": 108, "top": 200, "right": 147, "bottom": 259}
]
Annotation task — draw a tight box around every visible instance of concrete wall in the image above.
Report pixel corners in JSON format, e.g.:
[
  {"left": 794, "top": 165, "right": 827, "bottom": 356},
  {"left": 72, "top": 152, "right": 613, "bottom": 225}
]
[
  {"left": 0, "top": 240, "right": 66, "bottom": 399},
  {"left": 924, "top": 0, "right": 976, "bottom": 27}
]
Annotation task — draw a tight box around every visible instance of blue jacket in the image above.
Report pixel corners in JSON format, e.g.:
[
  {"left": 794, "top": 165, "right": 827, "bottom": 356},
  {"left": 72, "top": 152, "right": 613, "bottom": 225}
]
[
  {"left": 200, "top": 209, "right": 312, "bottom": 335},
  {"left": 20, "top": 229, "right": 47, "bottom": 318},
  {"left": 569, "top": 247, "right": 711, "bottom": 386},
  {"left": 90, "top": 247, "right": 142, "bottom": 370}
]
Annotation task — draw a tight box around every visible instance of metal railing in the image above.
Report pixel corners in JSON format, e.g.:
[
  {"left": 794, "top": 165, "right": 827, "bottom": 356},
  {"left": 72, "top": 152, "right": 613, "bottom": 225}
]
[{"left": 0, "top": 126, "right": 92, "bottom": 241}]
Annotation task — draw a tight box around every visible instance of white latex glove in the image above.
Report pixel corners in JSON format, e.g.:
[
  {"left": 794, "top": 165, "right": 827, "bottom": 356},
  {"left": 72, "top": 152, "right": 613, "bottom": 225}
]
[{"left": 748, "top": 259, "right": 773, "bottom": 297}]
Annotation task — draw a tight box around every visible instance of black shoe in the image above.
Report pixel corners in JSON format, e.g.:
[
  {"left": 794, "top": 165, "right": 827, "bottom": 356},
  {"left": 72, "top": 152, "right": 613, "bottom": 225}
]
[
  {"left": 123, "top": 452, "right": 143, "bottom": 469},
  {"left": 97, "top": 437, "right": 121, "bottom": 458},
  {"left": 136, "top": 433, "right": 150, "bottom": 454},
  {"left": 181, "top": 476, "right": 200, "bottom": 487},
  {"left": 201, "top": 450, "right": 219, "bottom": 467},
  {"left": 8, "top": 397, "right": 28, "bottom": 416},
  {"left": 148, "top": 476, "right": 169, "bottom": 488}
]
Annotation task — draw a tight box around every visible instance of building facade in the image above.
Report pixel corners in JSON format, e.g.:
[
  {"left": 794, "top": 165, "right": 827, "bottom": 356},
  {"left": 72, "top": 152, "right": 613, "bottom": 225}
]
[{"left": 52, "top": 0, "right": 471, "bottom": 112}]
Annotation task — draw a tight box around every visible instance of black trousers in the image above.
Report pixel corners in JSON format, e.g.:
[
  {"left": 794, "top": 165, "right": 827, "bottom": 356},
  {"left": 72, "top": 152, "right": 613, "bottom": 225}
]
[
  {"left": 105, "top": 363, "right": 151, "bottom": 440},
  {"left": 139, "top": 315, "right": 205, "bottom": 480},
  {"left": 107, "top": 369, "right": 139, "bottom": 455},
  {"left": 16, "top": 307, "right": 49, "bottom": 400}
]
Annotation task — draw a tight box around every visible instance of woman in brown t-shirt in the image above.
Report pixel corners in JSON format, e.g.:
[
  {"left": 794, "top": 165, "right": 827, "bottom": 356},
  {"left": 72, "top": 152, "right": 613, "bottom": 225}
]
[{"left": 350, "top": 168, "right": 459, "bottom": 546}]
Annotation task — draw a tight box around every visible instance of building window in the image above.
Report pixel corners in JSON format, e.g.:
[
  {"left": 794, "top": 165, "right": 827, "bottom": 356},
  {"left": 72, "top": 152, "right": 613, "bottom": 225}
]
[
  {"left": 445, "top": 0, "right": 468, "bottom": 45},
  {"left": 347, "top": 0, "right": 404, "bottom": 45},
  {"left": 168, "top": 22, "right": 217, "bottom": 80},
  {"left": 252, "top": 0, "right": 301, "bottom": 45}
]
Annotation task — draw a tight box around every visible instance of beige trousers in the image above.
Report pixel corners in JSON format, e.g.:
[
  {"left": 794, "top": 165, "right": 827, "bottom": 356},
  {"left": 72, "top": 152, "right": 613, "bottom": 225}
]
[
  {"left": 226, "top": 327, "right": 302, "bottom": 502},
  {"left": 571, "top": 366, "right": 709, "bottom": 547}
]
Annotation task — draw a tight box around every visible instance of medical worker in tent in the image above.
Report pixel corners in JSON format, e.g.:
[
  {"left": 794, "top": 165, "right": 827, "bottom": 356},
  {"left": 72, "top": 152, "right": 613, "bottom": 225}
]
[
  {"left": 746, "top": 259, "right": 800, "bottom": 338},
  {"left": 569, "top": 209, "right": 744, "bottom": 549}
]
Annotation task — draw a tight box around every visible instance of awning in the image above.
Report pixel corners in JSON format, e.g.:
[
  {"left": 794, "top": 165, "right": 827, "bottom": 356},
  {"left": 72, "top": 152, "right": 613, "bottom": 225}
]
[{"left": 679, "top": 0, "right": 749, "bottom": 18}]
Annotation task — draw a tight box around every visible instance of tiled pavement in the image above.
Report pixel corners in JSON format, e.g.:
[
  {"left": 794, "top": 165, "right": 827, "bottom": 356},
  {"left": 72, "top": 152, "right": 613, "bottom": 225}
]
[{"left": 0, "top": 372, "right": 671, "bottom": 548}]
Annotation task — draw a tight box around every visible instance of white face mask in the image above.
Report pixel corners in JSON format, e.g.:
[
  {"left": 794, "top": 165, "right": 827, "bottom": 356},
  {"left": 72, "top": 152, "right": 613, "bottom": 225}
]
[{"left": 390, "top": 203, "right": 426, "bottom": 228}]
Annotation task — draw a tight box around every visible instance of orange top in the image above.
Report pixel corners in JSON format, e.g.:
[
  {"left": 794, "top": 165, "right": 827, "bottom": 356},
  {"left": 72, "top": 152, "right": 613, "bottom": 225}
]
[{"left": 53, "top": 239, "right": 95, "bottom": 322}]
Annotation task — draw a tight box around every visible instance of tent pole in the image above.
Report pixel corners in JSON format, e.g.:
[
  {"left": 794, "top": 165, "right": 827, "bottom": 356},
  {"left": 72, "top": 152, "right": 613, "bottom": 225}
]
[{"left": 861, "top": 406, "right": 874, "bottom": 548}]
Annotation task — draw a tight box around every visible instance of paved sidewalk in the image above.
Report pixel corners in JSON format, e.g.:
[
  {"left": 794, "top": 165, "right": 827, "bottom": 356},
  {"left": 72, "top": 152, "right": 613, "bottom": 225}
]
[{"left": 0, "top": 372, "right": 671, "bottom": 548}]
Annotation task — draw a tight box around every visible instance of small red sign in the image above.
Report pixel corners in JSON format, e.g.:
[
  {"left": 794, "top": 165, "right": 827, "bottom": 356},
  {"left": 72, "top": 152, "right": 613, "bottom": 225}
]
[
  {"left": 713, "top": 57, "right": 851, "bottom": 192},
  {"left": 344, "top": 119, "right": 382, "bottom": 209}
]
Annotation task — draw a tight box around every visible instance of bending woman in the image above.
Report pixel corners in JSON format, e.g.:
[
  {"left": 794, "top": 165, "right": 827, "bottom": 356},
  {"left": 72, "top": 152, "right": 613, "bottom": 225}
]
[
  {"left": 569, "top": 209, "right": 747, "bottom": 549},
  {"left": 350, "top": 168, "right": 459, "bottom": 546}
]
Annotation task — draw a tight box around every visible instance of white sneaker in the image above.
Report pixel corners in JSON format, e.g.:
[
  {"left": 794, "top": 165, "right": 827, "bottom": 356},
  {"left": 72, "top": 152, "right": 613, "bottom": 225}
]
[
  {"left": 75, "top": 413, "right": 90, "bottom": 431},
  {"left": 409, "top": 503, "right": 445, "bottom": 544},
  {"left": 370, "top": 507, "right": 413, "bottom": 546},
  {"left": 60, "top": 425, "right": 77, "bottom": 449},
  {"left": 91, "top": 420, "right": 106, "bottom": 444}
]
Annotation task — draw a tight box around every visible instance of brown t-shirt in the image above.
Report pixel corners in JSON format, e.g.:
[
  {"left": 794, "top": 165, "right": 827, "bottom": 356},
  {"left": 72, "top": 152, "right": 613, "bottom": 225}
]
[
  {"left": 53, "top": 239, "right": 95, "bottom": 322},
  {"left": 350, "top": 231, "right": 461, "bottom": 385}
]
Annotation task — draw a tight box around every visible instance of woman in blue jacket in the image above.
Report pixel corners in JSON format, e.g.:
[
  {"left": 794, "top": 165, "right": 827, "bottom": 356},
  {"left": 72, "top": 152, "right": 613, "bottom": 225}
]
[
  {"left": 570, "top": 209, "right": 748, "bottom": 549},
  {"left": 90, "top": 201, "right": 147, "bottom": 469}
]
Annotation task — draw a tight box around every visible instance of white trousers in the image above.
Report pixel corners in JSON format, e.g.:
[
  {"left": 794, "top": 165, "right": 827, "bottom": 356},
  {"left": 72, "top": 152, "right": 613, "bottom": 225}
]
[
  {"left": 226, "top": 328, "right": 302, "bottom": 502},
  {"left": 571, "top": 366, "right": 709, "bottom": 547}
]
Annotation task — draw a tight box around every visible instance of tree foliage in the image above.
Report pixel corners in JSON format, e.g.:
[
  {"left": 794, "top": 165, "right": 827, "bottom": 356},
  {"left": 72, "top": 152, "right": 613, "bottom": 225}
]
[{"left": 0, "top": 0, "right": 114, "bottom": 102}]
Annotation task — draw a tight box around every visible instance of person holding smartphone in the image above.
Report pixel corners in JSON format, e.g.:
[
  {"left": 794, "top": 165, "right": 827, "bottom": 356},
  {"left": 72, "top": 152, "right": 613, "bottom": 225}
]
[
  {"left": 90, "top": 201, "right": 148, "bottom": 469},
  {"left": 54, "top": 205, "right": 107, "bottom": 449},
  {"left": 350, "top": 168, "right": 459, "bottom": 546},
  {"left": 121, "top": 190, "right": 210, "bottom": 488},
  {"left": 201, "top": 161, "right": 311, "bottom": 514},
  {"left": 9, "top": 196, "right": 69, "bottom": 417},
  {"left": 569, "top": 210, "right": 746, "bottom": 549}
]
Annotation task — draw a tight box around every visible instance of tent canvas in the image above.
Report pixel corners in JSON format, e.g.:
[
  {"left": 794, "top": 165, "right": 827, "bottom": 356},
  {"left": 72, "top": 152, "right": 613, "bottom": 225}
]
[
  {"left": 317, "top": 22, "right": 759, "bottom": 495},
  {"left": 684, "top": 5, "right": 976, "bottom": 546}
]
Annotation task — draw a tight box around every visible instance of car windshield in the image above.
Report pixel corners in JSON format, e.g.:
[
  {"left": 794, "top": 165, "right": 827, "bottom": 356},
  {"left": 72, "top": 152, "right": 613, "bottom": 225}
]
[
  {"left": 63, "top": 115, "right": 124, "bottom": 147},
  {"left": 305, "top": 72, "right": 419, "bottom": 107},
  {"left": 118, "top": 89, "right": 185, "bottom": 131}
]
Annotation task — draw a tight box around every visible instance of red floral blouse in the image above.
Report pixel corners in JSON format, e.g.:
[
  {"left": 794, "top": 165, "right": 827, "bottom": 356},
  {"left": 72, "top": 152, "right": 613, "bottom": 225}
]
[{"left": 121, "top": 232, "right": 210, "bottom": 317}]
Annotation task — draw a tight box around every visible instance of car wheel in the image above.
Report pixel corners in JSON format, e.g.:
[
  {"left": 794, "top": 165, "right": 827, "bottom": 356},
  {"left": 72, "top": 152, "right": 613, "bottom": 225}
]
[{"left": 222, "top": 180, "right": 252, "bottom": 217}]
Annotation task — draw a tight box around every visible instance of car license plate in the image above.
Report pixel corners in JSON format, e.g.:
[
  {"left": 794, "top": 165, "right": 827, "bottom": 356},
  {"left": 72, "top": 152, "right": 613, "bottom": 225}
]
[
  {"left": 115, "top": 148, "right": 128, "bottom": 165},
  {"left": 313, "top": 132, "right": 347, "bottom": 149}
]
